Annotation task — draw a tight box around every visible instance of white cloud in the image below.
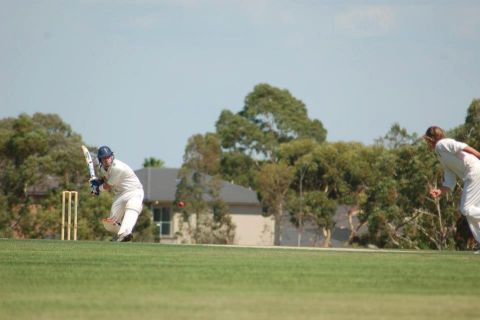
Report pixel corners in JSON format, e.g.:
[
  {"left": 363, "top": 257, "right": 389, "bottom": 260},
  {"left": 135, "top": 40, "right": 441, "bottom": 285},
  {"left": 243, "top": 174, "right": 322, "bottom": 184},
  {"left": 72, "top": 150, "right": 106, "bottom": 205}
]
[{"left": 335, "top": 5, "right": 396, "bottom": 38}]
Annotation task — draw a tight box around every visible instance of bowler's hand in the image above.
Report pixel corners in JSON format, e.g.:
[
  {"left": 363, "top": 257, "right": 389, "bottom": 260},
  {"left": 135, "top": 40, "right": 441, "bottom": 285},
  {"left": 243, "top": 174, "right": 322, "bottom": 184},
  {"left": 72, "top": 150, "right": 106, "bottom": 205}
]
[{"left": 429, "top": 188, "right": 442, "bottom": 198}]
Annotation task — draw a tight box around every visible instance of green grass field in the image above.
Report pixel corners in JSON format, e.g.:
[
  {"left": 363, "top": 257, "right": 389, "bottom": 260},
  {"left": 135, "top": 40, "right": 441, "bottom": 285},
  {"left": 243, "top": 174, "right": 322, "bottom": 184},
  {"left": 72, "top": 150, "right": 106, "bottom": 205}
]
[{"left": 0, "top": 240, "right": 478, "bottom": 320}]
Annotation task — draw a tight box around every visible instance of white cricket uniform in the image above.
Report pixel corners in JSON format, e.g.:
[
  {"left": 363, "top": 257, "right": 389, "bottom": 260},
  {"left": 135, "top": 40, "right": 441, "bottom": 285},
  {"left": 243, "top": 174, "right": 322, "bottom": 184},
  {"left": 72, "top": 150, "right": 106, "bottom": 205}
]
[
  {"left": 100, "top": 159, "right": 144, "bottom": 236},
  {"left": 435, "top": 138, "right": 480, "bottom": 242}
]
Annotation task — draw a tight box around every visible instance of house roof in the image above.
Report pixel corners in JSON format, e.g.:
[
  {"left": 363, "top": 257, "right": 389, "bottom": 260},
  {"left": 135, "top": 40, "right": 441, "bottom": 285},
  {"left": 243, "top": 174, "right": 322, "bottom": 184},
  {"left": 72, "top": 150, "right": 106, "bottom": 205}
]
[{"left": 135, "top": 168, "right": 260, "bottom": 206}]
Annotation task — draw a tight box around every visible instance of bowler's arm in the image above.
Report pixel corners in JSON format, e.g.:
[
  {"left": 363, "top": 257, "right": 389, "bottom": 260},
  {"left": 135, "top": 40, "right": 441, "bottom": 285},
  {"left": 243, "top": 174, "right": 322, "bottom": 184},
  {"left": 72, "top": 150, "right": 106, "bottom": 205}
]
[{"left": 464, "top": 146, "right": 480, "bottom": 159}]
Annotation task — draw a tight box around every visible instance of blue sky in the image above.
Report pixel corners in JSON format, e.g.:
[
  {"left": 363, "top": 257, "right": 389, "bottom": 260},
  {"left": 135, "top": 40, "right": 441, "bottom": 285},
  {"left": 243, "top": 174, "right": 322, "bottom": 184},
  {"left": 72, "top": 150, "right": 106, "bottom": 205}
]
[{"left": 1, "top": 0, "right": 479, "bottom": 169}]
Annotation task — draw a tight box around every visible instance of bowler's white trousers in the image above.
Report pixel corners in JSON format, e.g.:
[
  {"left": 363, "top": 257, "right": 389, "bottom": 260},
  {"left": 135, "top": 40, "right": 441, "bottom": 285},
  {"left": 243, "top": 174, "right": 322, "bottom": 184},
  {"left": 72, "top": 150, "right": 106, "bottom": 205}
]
[
  {"left": 460, "top": 164, "right": 480, "bottom": 242},
  {"left": 109, "top": 188, "right": 144, "bottom": 236}
]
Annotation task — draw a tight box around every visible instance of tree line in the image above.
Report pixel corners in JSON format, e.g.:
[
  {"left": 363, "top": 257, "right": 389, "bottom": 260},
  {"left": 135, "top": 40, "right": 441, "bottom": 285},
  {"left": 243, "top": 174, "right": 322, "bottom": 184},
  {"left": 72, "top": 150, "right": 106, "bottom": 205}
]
[
  {"left": 176, "top": 83, "right": 480, "bottom": 250},
  {"left": 0, "top": 84, "right": 479, "bottom": 249}
]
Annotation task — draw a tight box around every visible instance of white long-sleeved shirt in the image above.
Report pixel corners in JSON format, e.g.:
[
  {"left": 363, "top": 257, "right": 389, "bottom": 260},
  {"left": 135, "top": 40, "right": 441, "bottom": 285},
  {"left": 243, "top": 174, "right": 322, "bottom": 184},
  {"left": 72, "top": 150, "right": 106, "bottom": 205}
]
[
  {"left": 435, "top": 138, "right": 479, "bottom": 190},
  {"left": 99, "top": 159, "right": 143, "bottom": 195}
]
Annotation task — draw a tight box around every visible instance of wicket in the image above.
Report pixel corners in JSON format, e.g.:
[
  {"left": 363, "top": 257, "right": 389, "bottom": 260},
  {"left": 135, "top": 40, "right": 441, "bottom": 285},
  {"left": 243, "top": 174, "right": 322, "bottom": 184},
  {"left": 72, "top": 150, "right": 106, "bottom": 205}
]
[{"left": 61, "top": 191, "right": 78, "bottom": 241}]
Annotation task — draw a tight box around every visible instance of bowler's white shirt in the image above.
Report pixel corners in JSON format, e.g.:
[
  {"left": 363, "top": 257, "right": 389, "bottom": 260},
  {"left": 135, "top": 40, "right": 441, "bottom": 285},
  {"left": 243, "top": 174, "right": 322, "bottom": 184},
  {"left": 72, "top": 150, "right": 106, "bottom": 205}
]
[
  {"left": 435, "top": 138, "right": 479, "bottom": 190},
  {"left": 100, "top": 159, "right": 143, "bottom": 195}
]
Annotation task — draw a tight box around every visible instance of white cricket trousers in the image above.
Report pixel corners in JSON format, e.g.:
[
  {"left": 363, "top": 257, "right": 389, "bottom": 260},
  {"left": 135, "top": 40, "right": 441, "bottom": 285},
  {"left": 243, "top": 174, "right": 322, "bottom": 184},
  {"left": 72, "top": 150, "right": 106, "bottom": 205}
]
[
  {"left": 110, "top": 189, "right": 144, "bottom": 236},
  {"left": 460, "top": 165, "right": 480, "bottom": 243}
]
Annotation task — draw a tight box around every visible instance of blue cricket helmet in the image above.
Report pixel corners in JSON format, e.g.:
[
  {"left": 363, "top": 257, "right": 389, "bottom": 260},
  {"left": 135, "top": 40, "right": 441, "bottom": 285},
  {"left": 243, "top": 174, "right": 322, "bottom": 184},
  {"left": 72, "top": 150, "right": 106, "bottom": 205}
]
[{"left": 97, "top": 145, "right": 114, "bottom": 163}]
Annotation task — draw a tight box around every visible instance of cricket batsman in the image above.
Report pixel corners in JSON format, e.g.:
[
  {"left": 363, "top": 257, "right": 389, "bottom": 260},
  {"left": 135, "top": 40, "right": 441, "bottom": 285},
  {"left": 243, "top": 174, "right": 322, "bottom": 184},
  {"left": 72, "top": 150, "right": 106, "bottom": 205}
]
[
  {"left": 90, "top": 145, "right": 144, "bottom": 242},
  {"left": 424, "top": 126, "right": 480, "bottom": 252}
]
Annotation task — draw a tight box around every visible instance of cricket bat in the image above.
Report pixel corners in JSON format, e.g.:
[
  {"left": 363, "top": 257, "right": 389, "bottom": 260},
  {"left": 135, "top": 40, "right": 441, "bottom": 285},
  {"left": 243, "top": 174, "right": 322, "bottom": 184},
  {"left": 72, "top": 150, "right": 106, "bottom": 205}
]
[{"left": 81, "top": 145, "right": 97, "bottom": 180}]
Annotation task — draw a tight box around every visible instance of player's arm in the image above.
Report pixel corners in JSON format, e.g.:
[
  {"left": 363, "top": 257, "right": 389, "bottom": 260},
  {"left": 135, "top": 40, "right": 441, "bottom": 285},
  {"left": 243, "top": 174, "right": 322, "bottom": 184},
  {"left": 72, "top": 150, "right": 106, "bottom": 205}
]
[
  {"left": 95, "top": 176, "right": 112, "bottom": 191},
  {"left": 430, "top": 167, "right": 455, "bottom": 199},
  {"left": 463, "top": 146, "right": 480, "bottom": 159},
  {"left": 101, "top": 182, "right": 112, "bottom": 190}
]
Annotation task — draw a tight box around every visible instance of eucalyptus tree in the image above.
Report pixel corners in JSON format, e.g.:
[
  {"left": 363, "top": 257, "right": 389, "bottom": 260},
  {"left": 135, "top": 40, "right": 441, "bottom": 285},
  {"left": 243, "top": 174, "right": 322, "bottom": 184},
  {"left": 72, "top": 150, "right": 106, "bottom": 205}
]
[
  {"left": 356, "top": 145, "right": 400, "bottom": 247},
  {"left": 359, "top": 125, "right": 457, "bottom": 249},
  {"left": 375, "top": 122, "right": 418, "bottom": 149},
  {"left": 278, "top": 139, "right": 316, "bottom": 246},
  {"left": 302, "top": 142, "right": 373, "bottom": 247},
  {"left": 241, "top": 83, "right": 326, "bottom": 159},
  {"left": 304, "top": 191, "right": 337, "bottom": 247},
  {"left": 277, "top": 139, "right": 372, "bottom": 247},
  {"left": 175, "top": 133, "right": 234, "bottom": 244},
  {"left": 0, "top": 114, "right": 112, "bottom": 240},
  {"left": 220, "top": 151, "right": 257, "bottom": 188},
  {"left": 216, "top": 84, "right": 327, "bottom": 245},
  {"left": 392, "top": 141, "right": 456, "bottom": 250},
  {"left": 1, "top": 113, "right": 84, "bottom": 202},
  {"left": 0, "top": 113, "right": 86, "bottom": 238},
  {"left": 215, "top": 83, "right": 327, "bottom": 187},
  {"left": 255, "top": 162, "right": 295, "bottom": 245},
  {"left": 452, "top": 99, "right": 480, "bottom": 148}
]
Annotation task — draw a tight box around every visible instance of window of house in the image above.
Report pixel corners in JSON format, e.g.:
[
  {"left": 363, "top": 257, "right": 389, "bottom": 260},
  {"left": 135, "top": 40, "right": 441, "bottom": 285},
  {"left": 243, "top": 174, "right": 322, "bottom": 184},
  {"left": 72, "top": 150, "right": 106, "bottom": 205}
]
[{"left": 153, "top": 207, "right": 171, "bottom": 237}]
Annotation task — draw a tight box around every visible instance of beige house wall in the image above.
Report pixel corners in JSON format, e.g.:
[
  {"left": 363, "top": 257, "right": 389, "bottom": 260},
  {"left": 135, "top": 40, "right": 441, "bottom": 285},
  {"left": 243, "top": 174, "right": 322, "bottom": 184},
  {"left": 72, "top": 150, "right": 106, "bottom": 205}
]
[
  {"left": 230, "top": 213, "right": 275, "bottom": 246},
  {"left": 159, "top": 206, "right": 275, "bottom": 246}
]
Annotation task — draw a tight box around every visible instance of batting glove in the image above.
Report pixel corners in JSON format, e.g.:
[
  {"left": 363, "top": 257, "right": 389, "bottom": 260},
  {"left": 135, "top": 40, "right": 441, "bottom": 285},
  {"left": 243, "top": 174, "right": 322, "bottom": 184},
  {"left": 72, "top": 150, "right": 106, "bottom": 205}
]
[{"left": 90, "top": 178, "right": 104, "bottom": 196}]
